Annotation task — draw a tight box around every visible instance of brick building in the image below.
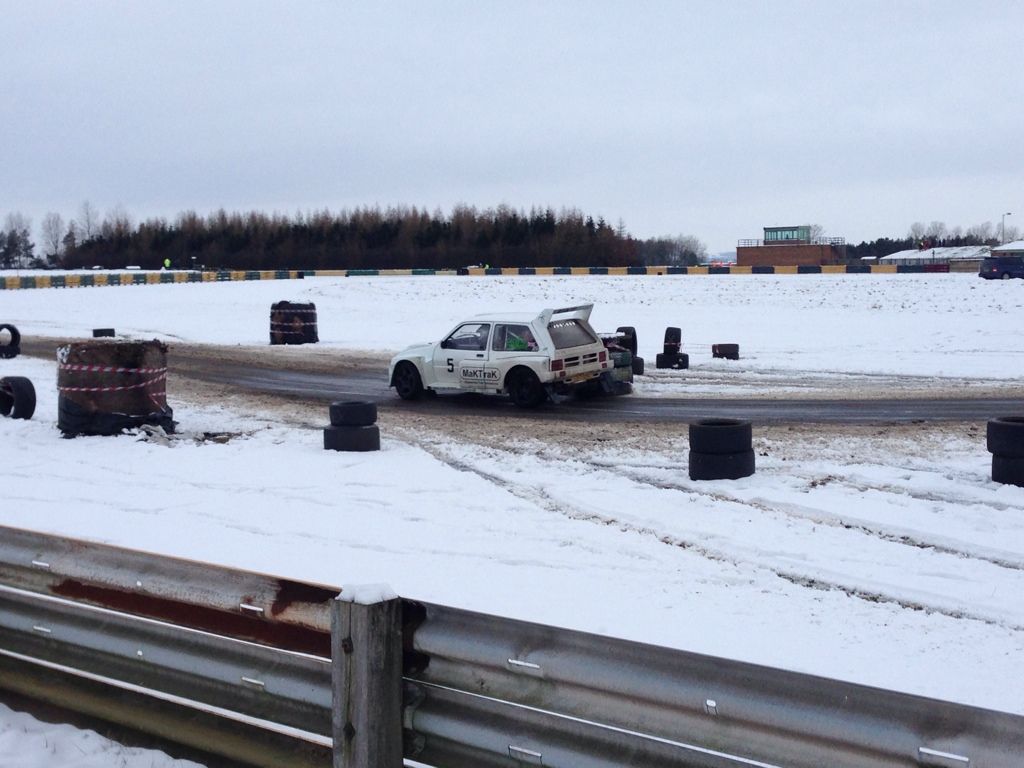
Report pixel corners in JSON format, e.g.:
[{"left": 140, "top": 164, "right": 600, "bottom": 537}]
[{"left": 736, "top": 226, "right": 845, "bottom": 267}]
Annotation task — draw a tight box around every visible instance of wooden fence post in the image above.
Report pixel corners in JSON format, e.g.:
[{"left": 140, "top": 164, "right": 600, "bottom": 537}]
[{"left": 331, "top": 588, "right": 404, "bottom": 768}]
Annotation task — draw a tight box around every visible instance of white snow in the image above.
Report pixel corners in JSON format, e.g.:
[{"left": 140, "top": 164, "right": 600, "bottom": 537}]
[{"left": 1, "top": 272, "right": 1023, "bottom": 765}]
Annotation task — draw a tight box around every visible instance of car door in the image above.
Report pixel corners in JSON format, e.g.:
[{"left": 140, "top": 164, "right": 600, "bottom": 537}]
[{"left": 433, "top": 323, "right": 492, "bottom": 390}]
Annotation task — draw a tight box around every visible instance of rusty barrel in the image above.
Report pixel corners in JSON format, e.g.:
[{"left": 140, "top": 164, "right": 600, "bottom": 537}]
[
  {"left": 270, "top": 301, "right": 318, "bottom": 345},
  {"left": 57, "top": 340, "right": 175, "bottom": 436}
]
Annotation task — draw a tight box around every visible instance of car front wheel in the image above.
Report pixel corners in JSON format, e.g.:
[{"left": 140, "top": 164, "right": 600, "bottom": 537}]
[{"left": 393, "top": 362, "right": 424, "bottom": 400}]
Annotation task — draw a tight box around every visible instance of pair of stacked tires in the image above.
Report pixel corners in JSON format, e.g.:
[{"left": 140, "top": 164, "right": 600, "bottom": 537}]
[
  {"left": 689, "top": 419, "right": 755, "bottom": 481},
  {"left": 713, "top": 343, "right": 740, "bottom": 360},
  {"left": 988, "top": 417, "right": 1024, "bottom": 487},
  {"left": 656, "top": 327, "right": 688, "bottom": 370},
  {"left": 324, "top": 401, "right": 380, "bottom": 452},
  {"left": 615, "top": 326, "right": 644, "bottom": 375}
]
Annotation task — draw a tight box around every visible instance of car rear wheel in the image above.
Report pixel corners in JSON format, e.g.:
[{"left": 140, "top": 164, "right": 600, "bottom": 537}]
[
  {"left": 393, "top": 362, "right": 423, "bottom": 400},
  {"left": 507, "top": 370, "right": 545, "bottom": 408},
  {"left": 1003, "top": 273, "right": 1011, "bottom": 279}
]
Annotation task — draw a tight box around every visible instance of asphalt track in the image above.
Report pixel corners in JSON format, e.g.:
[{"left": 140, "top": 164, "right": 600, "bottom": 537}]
[
  {"left": 21, "top": 339, "right": 1023, "bottom": 424},
  {"left": 183, "top": 363, "right": 1024, "bottom": 424}
]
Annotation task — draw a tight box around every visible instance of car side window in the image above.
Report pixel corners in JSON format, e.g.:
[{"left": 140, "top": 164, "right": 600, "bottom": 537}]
[
  {"left": 444, "top": 323, "right": 490, "bottom": 351},
  {"left": 493, "top": 324, "right": 537, "bottom": 352}
]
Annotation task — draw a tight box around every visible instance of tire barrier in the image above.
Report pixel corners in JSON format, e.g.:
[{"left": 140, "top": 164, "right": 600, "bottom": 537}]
[
  {"left": 615, "top": 326, "right": 637, "bottom": 356},
  {"left": 631, "top": 356, "right": 645, "bottom": 376},
  {"left": 0, "top": 324, "right": 20, "bottom": 359},
  {"left": 56, "top": 340, "right": 175, "bottom": 437},
  {"left": 92, "top": 328, "right": 116, "bottom": 338},
  {"left": 713, "top": 343, "right": 740, "bottom": 360},
  {"left": 609, "top": 349, "right": 634, "bottom": 390},
  {"left": 655, "top": 352, "right": 688, "bottom": 369},
  {"left": 269, "top": 301, "right": 319, "bottom": 345},
  {"left": 0, "top": 376, "right": 36, "bottom": 420},
  {"left": 324, "top": 400, "right": 380, "bottom": 452},
  {"left": 689, "top": 418, "right": 756, "bottom": 481},
  {"left": 987, "top": 417, "right": 1024, "bottom": 487},
  {"left": 663, "top": 327, "right": 681, "bottom": 355}
]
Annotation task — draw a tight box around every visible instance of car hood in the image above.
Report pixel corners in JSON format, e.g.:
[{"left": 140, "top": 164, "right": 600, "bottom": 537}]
[{"left": 390, "top": 341, "right": 436, "bottom": 362}]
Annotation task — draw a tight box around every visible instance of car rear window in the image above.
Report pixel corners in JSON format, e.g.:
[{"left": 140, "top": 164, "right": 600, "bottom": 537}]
[{"left": 547, "top": 319, "right": 597, "bottom": 349}]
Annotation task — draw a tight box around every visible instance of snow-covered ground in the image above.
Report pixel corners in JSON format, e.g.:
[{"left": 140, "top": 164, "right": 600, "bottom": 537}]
[{"left": 1, "top": 272, "right": 1023, "bottom": 765}]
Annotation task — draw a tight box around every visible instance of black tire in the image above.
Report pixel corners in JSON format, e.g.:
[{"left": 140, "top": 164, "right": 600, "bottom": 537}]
[
  {"left": 329, "top": 400, "right": 377, "bottom": 427},
  {"left": 689, "top": 418, "right": 752, "bottom": 454},
  {"left": 92, "top": 328, "right": 116, "bottom": 338},
  {"left": 611, "top": 350, "right": 633, "bottom": 368},
  {"left": 0, "top": 376, "right": 36, "bottom": 420},
  {"left": 992, "top": 454, "right": 1024, "bottom": 487},
  {"left": 689, "top": 450, "right": 755, "bottom": 481},
  {"left": 615, "top": 326, "right": 637, "bottom": 356},
  {"left": 0, "top": 323, "right": 20, "bottom": 359},
  {"left": 506, "top": 369, "right": 546, "bottom": 408},
  {"left": 713, "top": 343, "right": 740, "bottom": 360},
  {"left": 987, "top": 417, "right": 1024, "bottom": 457},
  {"left": 324, "top": 424, "right": 380, "bottom": 452},
  {"left": 631, "top": 356, "right": 645, "bottom": 376},
  {"left": 664, "top": 327, "right": 681, "bottom": 345},
  {"left": 392, "top": 362, "right": 424, "bottom": 400},
  {"left": 656, "top": 352, "right": 687, "bottom": 369}
]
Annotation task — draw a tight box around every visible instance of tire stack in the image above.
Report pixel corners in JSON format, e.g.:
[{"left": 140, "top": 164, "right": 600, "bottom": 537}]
[
  {"left": 712, "top": 343, "right": 740, "bottom": 360},
  {"left": 987, "top": 417, "right": 1024, "bottom": 487},
  {"left": 0, "top": 377, "right": 36, "bottom": 420},
  {"left": 656, "top": 327, "right": 688, "bottom": 369},
  {"left": 270, "top": 301, "right": 319, "bottom": 345},
  {"left": 616, "top": 326, "right": 644, "bottom": 375},
  {"left": 324, "top": 401, "right": 380, "bottom": 452},
  {"left": 0, "top": 324, "right": 20, "bottom": 359},
  {"left": 689, "top": 418, "right": 755, "bottom": 481},
  {"left": 57, "top": 340, "right": 174, "bottom": 437}
]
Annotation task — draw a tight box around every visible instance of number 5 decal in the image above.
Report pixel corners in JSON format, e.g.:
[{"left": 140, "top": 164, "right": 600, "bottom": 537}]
[{"left": 447, "top": 358, "right": 454, "bottom": 373}]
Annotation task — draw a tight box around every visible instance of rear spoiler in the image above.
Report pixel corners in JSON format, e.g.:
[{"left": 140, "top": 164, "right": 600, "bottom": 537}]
[{"left": 539, "top": 303, "right": 594, "bottom": 325}]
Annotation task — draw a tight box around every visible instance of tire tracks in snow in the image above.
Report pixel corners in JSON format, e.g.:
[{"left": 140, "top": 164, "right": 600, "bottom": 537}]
[{"left": 395, "top": 428, "right": 1024, "bottom": 633}]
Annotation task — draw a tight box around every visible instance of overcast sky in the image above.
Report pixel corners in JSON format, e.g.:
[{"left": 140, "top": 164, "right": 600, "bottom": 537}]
[{"left": 1, "top": 1, "right": 1021, "bottom": 253}]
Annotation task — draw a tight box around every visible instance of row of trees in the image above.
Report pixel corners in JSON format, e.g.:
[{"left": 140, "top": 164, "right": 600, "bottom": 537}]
[
  {"left": 1, "top": 203, "right": 709, "bottom": 271},
  {"left": 845, "top": 220, "right": 1020, "bottom": 261},
  {"left": 2, "top": 202, "right": 1018, "bottom": 271}
]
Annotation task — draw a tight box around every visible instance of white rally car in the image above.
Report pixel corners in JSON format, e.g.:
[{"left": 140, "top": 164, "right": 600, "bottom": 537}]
[{"left": 388, "top": 304, "right": 613, "bottom": 407}]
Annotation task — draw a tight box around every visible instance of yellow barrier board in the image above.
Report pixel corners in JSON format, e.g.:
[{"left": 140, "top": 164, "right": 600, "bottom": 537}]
[
  {"left": 729, "top": 266, "right": 753, "bottom": 275},
  {"left": 570, "top": 267, "right": 590, "bottom": 275},
  {"left": 93, "top": 274, "right": 108, "bottom": 286},
  {"left": 871, "top": 264, "right": 897, "bottom": 274},
  {"left": 606, "top": 267, "right": 627, "bottom": 276},
  {"left": 773, "top": 266, "right": 798, "bottom": 274},
  {"left": 34, "top": 276, "right": 51, "bottom": 288},
  {"left": 66, "top": 275, "right": 81, "bottom": 288},
  {"left": 467, "top": 268, "right": 486, "bottom": 276},
  {"left": 688, "top": 266, "right": 709, "bottom": 275},
  {"left": 532, "top": 267, "right": 553, "bottom": 275},
  {"left": 201, "top": 272, "right": 216, "bottom": 282},
  {"left": 821, "top": 265, "right": 846, "bottom": 274},
  {"left": 500, "top": 268, "right": 518, "bottom": 276},
  {"left": 145, "top": 273, "right": 159, "bottom": 284},
  {"left": 3, "top": 277, "right": 17, "bottom": 290},
  {"left": 174, "top": 272, "right": 188, "bottom": 283}
]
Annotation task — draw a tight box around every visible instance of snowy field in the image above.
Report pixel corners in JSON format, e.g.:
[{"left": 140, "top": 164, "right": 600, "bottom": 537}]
[{"left": 1, "top": 272, "right": 1024, "bottom": 765}]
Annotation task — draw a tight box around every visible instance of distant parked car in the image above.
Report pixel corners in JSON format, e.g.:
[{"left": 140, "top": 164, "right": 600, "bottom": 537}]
[{"left": 979, "top": 255, "right": 1024, "bottom": 279}]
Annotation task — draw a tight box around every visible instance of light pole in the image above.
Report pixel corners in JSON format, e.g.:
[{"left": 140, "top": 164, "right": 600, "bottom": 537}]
[{"left": 1002, "top": 212, "right": 1012, "bottom": 244}]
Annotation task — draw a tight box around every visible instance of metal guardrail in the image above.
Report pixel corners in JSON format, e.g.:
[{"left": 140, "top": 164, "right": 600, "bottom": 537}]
[{"left": 1, "top": 524, "right": 1022, "bottom": 768}]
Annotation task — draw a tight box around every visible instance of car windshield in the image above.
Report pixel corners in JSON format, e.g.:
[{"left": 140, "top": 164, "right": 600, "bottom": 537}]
[{"left": 547, "top": 319, "right": 597, "bottom": 349}]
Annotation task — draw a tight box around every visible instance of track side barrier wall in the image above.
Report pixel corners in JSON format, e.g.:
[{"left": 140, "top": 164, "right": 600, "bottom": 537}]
[{"left": 1, "top": 526, "right": 1021, "bottom": 768}]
